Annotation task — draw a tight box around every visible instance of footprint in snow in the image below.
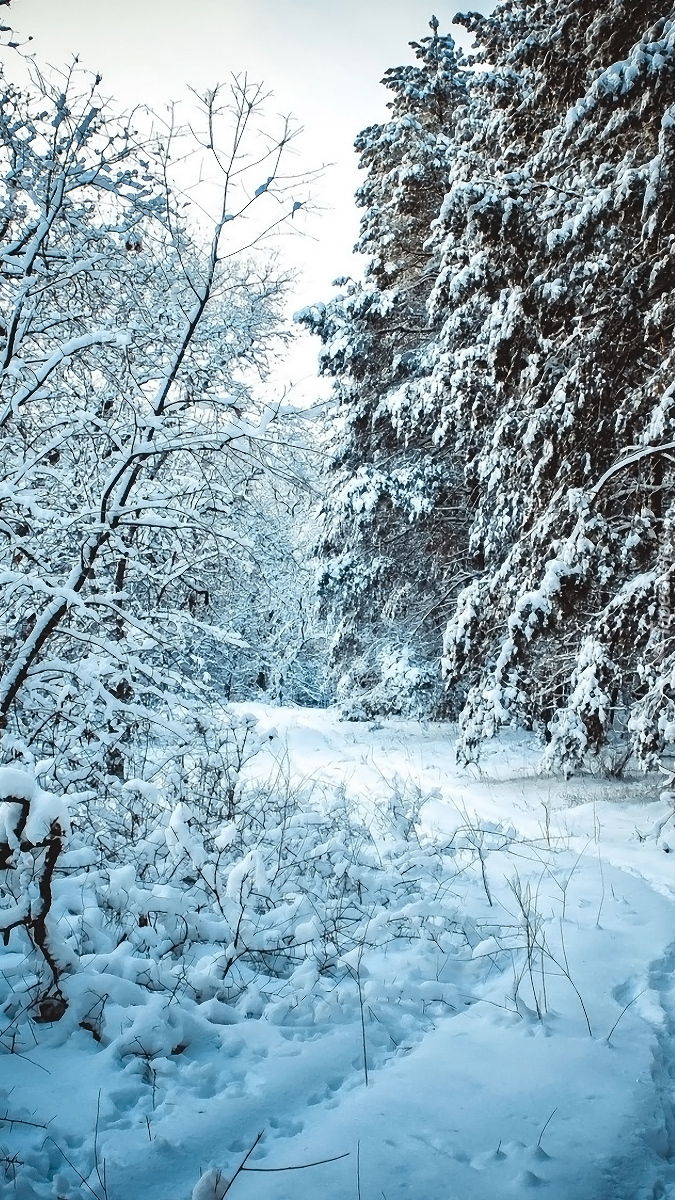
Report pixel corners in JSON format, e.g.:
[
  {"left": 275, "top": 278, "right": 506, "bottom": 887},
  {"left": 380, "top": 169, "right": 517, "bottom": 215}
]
[
  {"left": 226, "top": 1138, "right": 246, "bottom": 1153},
  {"left": 269, "top": 1114, "right": 304, "bottom": 1137},
  {"left": 107, "top": 1085, "right": 145, "bottom": 1119}
]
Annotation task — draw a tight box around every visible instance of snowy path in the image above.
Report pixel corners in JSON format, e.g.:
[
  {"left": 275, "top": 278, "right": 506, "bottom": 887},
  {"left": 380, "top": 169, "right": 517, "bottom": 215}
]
[{"left": 5, "top": 707, "right": 675, "bottom": 1199}]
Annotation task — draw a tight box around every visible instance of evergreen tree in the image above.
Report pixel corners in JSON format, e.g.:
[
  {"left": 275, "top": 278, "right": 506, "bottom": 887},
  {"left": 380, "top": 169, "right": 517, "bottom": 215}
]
[
  {"left": 309, "top": 2, "right": 675, "bottom": 770},
  {"left": 299, "top": 24, "right": 470, "bottom": 715},
  {"left": 435, "top": 2, "right": 675, "bottom": 768}
]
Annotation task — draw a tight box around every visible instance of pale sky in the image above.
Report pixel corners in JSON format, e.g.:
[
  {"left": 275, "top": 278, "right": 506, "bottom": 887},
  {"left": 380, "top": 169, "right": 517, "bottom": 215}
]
[{"left": 14, "top": 0, "right": 494, "bottom": 397}]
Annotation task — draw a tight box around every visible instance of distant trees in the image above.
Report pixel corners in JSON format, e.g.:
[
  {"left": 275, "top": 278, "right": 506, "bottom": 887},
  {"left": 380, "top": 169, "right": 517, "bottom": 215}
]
[
  {"left": 309, "top": 2, "right": 675, "bottom": 769},
  {"left": 0, "top": 48, "right": 315, "bottom": 792}
]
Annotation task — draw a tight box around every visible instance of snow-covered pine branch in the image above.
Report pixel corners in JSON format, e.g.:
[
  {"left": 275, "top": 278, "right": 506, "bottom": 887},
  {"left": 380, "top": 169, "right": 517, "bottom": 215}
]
[
  {"left": 306, "top": 1, "right": 675, "bottom": 771},
  {"left": 297, "top": 27, "right": 472, "bottom": 718}
]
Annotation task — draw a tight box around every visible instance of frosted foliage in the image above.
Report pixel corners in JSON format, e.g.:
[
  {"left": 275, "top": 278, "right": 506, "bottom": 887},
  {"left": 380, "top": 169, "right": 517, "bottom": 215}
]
[
  {"left": 297, "top": 27, "right": 471, "bottom": 717},
  {"left": 433, "top": 1, "right": 675, "bottom": 767},
  {"left": 0, "top": 49, "right": 321, "bottom": 795},
  {"left": 306, "top": 1, "right": 675, "bottom": 768}
]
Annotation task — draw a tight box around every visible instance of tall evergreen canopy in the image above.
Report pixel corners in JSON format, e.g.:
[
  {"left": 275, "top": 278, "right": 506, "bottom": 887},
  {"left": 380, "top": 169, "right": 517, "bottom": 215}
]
[
  {"left": 303, "top": 1, "right": 675, "bottom": 769},
  {"left": 299, "top": 26, "right": 471, "bottom": 715}
]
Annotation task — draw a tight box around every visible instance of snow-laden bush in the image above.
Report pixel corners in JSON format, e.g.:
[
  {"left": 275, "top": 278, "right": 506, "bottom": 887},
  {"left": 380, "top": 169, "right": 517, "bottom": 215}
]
[
  {"left": 336, "top": 642, "right": 441, "bottom": 721},
  {"left": 0, "top": 768, "right": 72, "bottom": 1021},
  {"left": 0, "top": 726, "right": 514, "bottom": 1067}
]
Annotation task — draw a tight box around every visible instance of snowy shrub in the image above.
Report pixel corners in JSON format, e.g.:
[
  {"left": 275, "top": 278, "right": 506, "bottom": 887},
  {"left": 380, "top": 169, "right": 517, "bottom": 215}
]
[
  {"left": 0, "top": 727, "right": 519, "bottom": 1064},
  {"left": 0, "top": 768, "right": 71, "bottom": 1019},
  {"left": 336, "top": 642, "right": 440, "bottom": 719}
]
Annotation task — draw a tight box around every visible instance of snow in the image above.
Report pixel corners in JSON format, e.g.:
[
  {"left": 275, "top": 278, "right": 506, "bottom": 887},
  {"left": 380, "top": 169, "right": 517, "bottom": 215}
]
[
  {"left": 0, "top": 767, "right": 70, "bottom": 844},
  {"left": 3, "top": 707, "right": 675, "bottom": 1199}
]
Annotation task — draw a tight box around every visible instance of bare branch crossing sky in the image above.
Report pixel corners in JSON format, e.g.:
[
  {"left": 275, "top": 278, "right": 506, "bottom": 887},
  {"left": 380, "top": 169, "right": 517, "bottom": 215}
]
[{"left": 17, "top": 0, "right": 494, "bottom": 394}]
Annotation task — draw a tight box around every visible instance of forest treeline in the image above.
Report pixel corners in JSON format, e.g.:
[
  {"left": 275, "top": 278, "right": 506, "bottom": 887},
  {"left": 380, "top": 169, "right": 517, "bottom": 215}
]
[
  {"left": 301, "top": 0, "right": 675, "bottom": 771},
  {"left": 1, "top": 1, "right": 675, "bottom": 792}
]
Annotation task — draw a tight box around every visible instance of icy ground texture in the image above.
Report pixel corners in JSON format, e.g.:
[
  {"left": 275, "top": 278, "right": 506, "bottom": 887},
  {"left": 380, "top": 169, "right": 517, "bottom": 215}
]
[{"left": 3, "top": 707, "right": 675, "bottom": 1199}]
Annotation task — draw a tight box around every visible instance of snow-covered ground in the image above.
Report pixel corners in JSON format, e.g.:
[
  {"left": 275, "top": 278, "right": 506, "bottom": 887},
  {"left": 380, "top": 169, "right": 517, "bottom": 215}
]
[{"left": 4, "top": 706, "right": 675, "bottom": 1199}]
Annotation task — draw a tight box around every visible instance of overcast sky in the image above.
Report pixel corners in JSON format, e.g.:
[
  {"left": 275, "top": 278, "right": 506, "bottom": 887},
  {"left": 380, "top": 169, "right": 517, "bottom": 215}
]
[{"left": 15, "top": 0, "right": 494, "bottom": 395}]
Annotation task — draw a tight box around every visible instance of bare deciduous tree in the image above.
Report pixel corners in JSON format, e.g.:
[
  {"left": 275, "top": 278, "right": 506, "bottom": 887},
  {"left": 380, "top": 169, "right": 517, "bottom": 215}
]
[{"left": 0, "top": 49, "right": 313, "bottom": 792}]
